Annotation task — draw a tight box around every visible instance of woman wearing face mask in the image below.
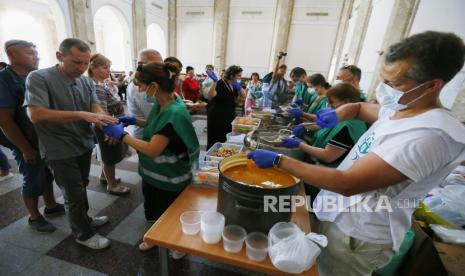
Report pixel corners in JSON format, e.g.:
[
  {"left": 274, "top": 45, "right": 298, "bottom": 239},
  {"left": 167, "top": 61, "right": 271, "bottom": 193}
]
[
  {"left": 88, "top": 54, "right": 131, "bottom": 195},
  {"left": 290, "top": 67, "right": 309, "bottom": 106},
  {"left": 206, "top": 65, "right": 245, "bottom": 149},
  {"left": 102, "top": 62, "right": 200, "bottom": 255}
]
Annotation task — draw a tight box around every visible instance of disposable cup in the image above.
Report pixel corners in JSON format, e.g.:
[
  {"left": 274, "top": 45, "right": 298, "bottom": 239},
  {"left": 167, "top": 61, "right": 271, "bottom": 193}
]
[
  {"left": 222, "top": 225, "right": 247, "bottom": 253},
  {"left": 245, "top": 232, "right": 269, "bottom": 261},
  {"left": 180, "top": 211, "right": 202, "bottom": 235},
  {"left": 200, "top": 212, "right": 225, "bottom": 244}
]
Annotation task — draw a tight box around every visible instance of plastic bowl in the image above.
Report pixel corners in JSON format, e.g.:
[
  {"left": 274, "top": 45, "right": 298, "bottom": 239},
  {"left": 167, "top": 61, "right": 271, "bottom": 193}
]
[
  {"left": 180, "top": 211, "right": 202, "bottom": 235},
  {"left": 200, "top": 212, "right": 225, "bottom": 244},
  {"left": 222, "top": 225, "right": 247, "bottom": 253},
  {"left": 245, "top": 232, "right": 269, "bottom": 261}
]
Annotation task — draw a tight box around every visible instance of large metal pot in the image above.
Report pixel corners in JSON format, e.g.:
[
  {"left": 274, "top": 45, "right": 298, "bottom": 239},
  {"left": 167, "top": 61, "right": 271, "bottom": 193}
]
[{"left": 217, "top": 155, "right": 301, "bottom": 233}]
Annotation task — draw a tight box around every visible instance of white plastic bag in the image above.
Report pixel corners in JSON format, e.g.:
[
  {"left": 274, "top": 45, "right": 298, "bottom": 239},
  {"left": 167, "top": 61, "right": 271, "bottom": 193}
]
[
  {"left": 430, "top": 224, "right": 465, "bottom": 245},
  {"left": 441, "top": 165, "right": 465, "bottom": 187},
  {"left": 268, "top": 222, "right": 327, "bottom": 274},
  {"left": 424, "top": 185, "right": 465, "bottom": 227}
]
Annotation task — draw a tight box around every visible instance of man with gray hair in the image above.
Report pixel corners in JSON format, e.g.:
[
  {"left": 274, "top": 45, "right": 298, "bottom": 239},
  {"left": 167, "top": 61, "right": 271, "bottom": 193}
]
[
  {"left": 0, "top": 39, "right": 64, "bottom": 233},
  {"left": 24, "top": 38, "right": 118, "bottom": 250},
  {"left": 126, "top": 48, "right": 163, "bottom": 139}
]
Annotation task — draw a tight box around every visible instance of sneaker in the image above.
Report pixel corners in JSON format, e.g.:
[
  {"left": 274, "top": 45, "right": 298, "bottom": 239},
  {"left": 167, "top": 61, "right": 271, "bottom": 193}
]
[
  {"left": 138, "top": 241, "right": 155, "bottom": 251},
  {"left": 75, "top": 234, "right": 111, "bottom": 250},
  {"left": 90, "top": 216, "right": 109, "bottom": 228},
  {"left": 171, "top": 250, "right": 186, "bottom": 260},
  {"left": 44, "top": 203, "right": 65, "bottom": 217},
  {"left": 28, "top": 216, "right": 56, "bottom": 233},
  {"left": 0, "top": 173, "right": 14, "bottom": 182}
]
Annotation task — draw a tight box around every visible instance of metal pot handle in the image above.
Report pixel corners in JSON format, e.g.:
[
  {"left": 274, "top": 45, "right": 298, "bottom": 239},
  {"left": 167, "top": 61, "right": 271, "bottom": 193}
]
[{"left": 235, "top": 200, "right": 263, "bottom": 213}]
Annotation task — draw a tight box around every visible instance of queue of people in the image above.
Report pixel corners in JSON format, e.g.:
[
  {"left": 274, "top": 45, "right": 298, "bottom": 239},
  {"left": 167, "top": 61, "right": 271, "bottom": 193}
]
[{"left": 0, "top": 29, "right": 464, "bottom": 276}]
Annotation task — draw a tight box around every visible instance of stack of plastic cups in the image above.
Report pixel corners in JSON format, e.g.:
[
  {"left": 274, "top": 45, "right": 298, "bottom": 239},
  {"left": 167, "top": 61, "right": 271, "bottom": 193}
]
[{"left": 200, "top": 212, "right": 225, "bottom": 244}]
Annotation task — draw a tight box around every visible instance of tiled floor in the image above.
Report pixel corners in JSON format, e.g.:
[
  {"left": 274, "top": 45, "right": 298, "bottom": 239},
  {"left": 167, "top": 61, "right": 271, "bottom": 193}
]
[{"left": 0, "top": 115, "right": 261, "bottom": 276}]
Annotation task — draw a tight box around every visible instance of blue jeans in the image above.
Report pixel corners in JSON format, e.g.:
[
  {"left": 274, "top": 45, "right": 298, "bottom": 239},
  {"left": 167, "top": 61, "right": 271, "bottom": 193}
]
[{"left": 0, "top": 148, "right": 11, "bottom": 171}]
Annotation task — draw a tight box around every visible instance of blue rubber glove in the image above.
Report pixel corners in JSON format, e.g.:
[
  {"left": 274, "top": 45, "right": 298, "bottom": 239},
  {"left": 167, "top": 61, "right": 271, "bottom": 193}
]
[
  {"left": 290, "top": 103, "right": 298, "bottom": 108},
  {"left": 292, "top": 124, "right": 306, "bottom": 136},
  {"left": 206, "top": 71, "right": 218, "bottom": 82},
  {"left": 316, "top": 108, "right": 339, "bottom": 128},
  {"left": 288, "top": 108, "right": 304, "bottom": 119},
  {"left": 118, "top": 116, "right": 136, "bottom": 126},
  {"left": 232, "top": 81, "right": 242, "bottom": 91},
  {"left": 294, "top": 98, "right": 303, "bottom": 106},
  {"left": 247, "top": 149, "right": 277, "bottom": 169},
  {"left": 280, "top": 137, "right": 302, "bottom": 148},
  {"left": 103, "top": 123, "right": 126, "bottom": 139}
]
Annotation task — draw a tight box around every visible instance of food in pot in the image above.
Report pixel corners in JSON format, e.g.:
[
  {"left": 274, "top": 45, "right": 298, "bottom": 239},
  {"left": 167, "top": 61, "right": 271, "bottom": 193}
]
[
  {"left": 235, "top": 117, "right": 260, "bottom": 126},
  {"left": 223, "top": 161, "right": 296, "bottom": 189},
  {"left": 213, "top": 147, "right": 240, "bottom": 158}
]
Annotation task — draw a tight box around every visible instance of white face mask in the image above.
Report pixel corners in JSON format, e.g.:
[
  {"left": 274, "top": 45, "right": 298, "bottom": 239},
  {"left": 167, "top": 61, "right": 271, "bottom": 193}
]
[
  {"left": 375, "top": 81, "right": 430, "bottom": 111},
  {"left": 333, "top": 79, "right": 343, "bottom": 85}
]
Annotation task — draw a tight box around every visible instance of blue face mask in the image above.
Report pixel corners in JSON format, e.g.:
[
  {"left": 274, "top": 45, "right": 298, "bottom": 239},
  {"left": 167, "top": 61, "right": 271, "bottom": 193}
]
[
  {"left": 141, "top": 92, "right": 156, "bottom": 103},
  {"left": 375, "top": 81, "right": 430, "bottom": 111},
  {"left": 294, "top": 81, "right": 303, "bottom": 91}
]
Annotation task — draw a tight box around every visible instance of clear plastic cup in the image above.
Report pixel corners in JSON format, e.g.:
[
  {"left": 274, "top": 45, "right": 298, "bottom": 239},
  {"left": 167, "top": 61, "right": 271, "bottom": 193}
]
[
  {"left": 180, "top": 211, "right": 202, "bottom": 235},
  {"left": 200, "top": 212, "right": 225, "bottom": 244},
  {"left": 222, "top": 225, "right": 247, "bottom": 253},
  {"left": 245, "top": 232, "right": 269, "bottom": 262}
]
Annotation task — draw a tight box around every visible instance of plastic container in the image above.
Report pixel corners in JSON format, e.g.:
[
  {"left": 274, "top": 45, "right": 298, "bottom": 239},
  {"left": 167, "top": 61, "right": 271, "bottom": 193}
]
[
  {"left": 231, "top": 117, "right": 261, "bottom": 134},
  {"left": 180, "top": 211, "right": 202, "bottom": 235},
  {"left": 201, "top": 212, "right": 225, "bottom": 244},
  {"left": 268, "top": 222, "right": 300, "bottom": 244},
  {"left": 222, "top": 225, "right": 247, "bottom": 253},
  {"left": 226, "top": 132, "right": 246, "bottom": 145},
  {"left": 245, "top": 232, "right": 269, "bottom": 261},
  {"left": 205, "top": 142, "right": 243, "bottom": 163}
]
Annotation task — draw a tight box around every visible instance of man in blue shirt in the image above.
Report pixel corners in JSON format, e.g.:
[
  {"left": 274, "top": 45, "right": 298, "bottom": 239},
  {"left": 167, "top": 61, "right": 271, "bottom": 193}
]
[{"left": 0, "top": 40, "right": 64, "bottom": 233}]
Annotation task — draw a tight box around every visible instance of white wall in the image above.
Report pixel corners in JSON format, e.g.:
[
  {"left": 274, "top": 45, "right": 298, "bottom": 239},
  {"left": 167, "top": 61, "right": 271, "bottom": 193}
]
[
  {"left": 225, "top": 0, "right": 277, "bottom": 78},
  {"left": 409, "top": 0, "right": 465, "bottom": 108},
  {"left": 286, "top": 0, "right": 343, "bottom": 79},
  {"left": 357, "top": 0, "right": 394, "bottom": 93},
  {"left": 176, "top": 0, "right": 214, "bottom": 73}
]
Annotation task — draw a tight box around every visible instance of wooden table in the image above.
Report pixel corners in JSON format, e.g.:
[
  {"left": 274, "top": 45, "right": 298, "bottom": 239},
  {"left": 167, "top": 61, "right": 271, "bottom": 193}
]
[{"left": 143, "top": 184, "right": 318, "bottom": 276}]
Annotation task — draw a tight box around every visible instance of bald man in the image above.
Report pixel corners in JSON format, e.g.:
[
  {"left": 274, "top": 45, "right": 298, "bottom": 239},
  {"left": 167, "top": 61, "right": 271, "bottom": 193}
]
[{"left": 126, "top": 48, "right": 163, "bottom": 139}]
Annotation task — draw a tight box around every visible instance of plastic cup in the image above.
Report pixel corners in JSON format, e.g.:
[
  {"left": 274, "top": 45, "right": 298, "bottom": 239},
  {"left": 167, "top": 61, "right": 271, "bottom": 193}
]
[
  {"left": 245, "top": 232, "right": 269, "bottom": 262},
  {"left": 222, "top": 225, "right": 247, "bottom": 253},
  {"left": 200, "top": 212, "right": 225, "bottom": 244},
  {"left": 180, "top": 211, "right": 202, "bottom": 235}
]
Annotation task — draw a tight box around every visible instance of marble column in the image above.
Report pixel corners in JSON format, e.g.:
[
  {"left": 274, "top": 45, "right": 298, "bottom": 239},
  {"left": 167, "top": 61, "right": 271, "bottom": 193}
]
[
  {"left": 366, "top": 0, "right": 419, "bottom": 99},
  {"left": 212, "top": 0, "right": 230, "bottom": 71},
  {"left": 132, "top": 0, "right": 147, "bottom": 66},
  {"left": 327, "top": 0, "right": 355, "bottom": 82},
  {"left": 345, "top": 0, "right": 372, "bottom": 65},
  {"left": 451, "top": 80, "right": 465, "bottom": 122},
  {"left": 268, "top": 0, "right": 294, "bottom": 71},
  {"left": 68, "top": 0, "right": 96, "bottom": 52},
  {"left": 168, "top": 0, "right": 177, "bottom": 57}
]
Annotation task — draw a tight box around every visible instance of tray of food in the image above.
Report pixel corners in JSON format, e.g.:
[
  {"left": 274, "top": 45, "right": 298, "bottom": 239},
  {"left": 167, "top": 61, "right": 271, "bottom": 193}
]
[
  {"left": 205, "top": 142, "right": 243, "bottom": 162},
  {"left": 231, "top": 116, "right": 261, "bottom": 134}
]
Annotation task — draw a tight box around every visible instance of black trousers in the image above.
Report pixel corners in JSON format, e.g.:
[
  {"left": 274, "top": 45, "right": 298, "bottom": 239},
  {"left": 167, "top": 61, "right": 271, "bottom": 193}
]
[{"left": 142, "top": 181, "right": 183, "bottom": 221}]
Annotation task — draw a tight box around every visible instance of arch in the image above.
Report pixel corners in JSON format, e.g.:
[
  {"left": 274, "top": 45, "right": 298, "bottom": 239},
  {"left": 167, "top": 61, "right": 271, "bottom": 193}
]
[
  {"left": 93, "top": 5, "right": 132, "bottom": 71},
  {"left": 147, "top": 23, "right": 167, "bottom": 59}
]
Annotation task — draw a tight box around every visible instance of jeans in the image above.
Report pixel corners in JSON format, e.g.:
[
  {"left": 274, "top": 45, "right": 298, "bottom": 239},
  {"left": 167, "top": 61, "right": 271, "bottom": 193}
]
[
  {"left": 0, "top": 148, "right": 11, "bottom": 171},
  {"left": 47, "top": 151, "right": 95, "bottom": 240}
]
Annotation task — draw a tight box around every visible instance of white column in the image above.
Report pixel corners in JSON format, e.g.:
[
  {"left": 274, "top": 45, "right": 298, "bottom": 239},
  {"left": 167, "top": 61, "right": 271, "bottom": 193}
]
[
  {"left": 452, "top": 80, "right": 465, "bottom": 122},
  {"left": 132, "top": 0, "right": 147, "bottom": 66},
  {"left": 168, "top": 0, "right": 177, "bottom": 57},
  {"left": 268, "top": 0, "right": 294, "bottom": 71},
  {"left": 212, "top": 0, "right": 230, "bottom": 71},
  {"left": 345, "top": 0, "right": 372, "bottom": 65},
  {"left": 366, "top": 0, "right": 419, "bottom": 99},
  {"left": 68, "top": 0, "right": 96, "bottom": 52}
]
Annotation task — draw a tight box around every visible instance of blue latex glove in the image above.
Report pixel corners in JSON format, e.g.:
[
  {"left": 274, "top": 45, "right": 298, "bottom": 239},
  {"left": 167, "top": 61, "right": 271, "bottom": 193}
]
[
  {"left": 280, "top": 137, "right": 302, "bottom": 148},
  {"left": 206, "top": 71, "right": 218, "bottom": 82},
  {"left": 294, "top": 98, "right": 303, "bottom": 106},
  {"left": 292, "top": 124, "right": 306, "bottom": 136},
  {"left": 103, "top": 123, "right": 126, "bottom": 139},
  {"left": 118, "top": 116, "right": 136, "bottom": 126},
  {"left": 232, "top": 81, "right": 242, "bottom": 91},
  {"left": 288, "top": 108, "right": 304, "bottom": 119},
  {"left": 247, "top": 149, "right": 277, "bottom": 169},
  {"left": 290, "top": 103, "right": 298, "bottom": 108},
  {"left": 316, "top": 108, "right": 339, "bottom": 128}
]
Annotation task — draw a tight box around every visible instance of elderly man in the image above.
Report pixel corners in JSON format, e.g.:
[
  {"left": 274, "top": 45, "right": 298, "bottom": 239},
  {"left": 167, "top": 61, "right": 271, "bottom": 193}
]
[
  {"left": 25, "top": 38, "right": 118, "bottom": 250},
  {"left": 248, "top": 31, "right": 465, "bottom": 275},
  {"left": 126, "top": 48, "right": 163, "bottom": 139},
  {"left": 0, "top": 40, "right": 64, "bottom": 233}
]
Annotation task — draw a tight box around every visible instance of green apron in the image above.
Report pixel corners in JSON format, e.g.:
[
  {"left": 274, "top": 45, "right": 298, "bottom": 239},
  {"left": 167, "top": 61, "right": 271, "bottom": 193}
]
[
  {"left": 295, "top": 84, "right": 314, "bottom": 107},
  {"left": 311, "top": 119, "right": 367, "bottom": 168},
  {"left": 305, "top": 96, "right": 328, "bottom": 114},
  {"left": 139, "top": 99, "right": 200, "bottom": 192}
]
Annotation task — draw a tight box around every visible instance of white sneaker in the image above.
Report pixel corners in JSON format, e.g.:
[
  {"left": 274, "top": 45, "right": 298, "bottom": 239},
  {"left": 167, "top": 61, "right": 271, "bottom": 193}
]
[
  {"left": 0, "top": 173, "right": 14, "bottom": 182},
  {"left": 171, "top": 250, "right": 186, "bottom": 260},
  {"left": 90, "top": 216, "right": 109, "bottom": 227},
  {"left": 75, "top": 234, "right": 111, "bottom": 250}
]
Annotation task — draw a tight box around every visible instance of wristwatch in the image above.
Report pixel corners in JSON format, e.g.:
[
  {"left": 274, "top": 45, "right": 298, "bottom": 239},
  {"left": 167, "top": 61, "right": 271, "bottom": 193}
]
[
  {"left": 121, "top": 131, "right": 129, "bottom": 140},
  {"left": 273, "top": 154, "right": 283, "bottom": 168}
]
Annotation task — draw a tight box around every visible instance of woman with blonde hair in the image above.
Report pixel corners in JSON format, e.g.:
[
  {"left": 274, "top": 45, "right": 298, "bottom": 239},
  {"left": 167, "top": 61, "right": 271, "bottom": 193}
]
[{"left": 88, "top": 53, "right": 130, "bottom": 195}]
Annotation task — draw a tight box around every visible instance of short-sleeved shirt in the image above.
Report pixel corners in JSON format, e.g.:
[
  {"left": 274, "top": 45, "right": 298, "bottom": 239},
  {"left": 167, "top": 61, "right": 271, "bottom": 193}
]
[
  {"left": 126, "top": 81, "right": 153, "bottom": 139},
  {"left": 0, "top": 66, "right": 38, "bottom": 148},
  {"left": 94, "top": 82, "right": 125, "bottom": 117},
  {"left": 23, "top": 65, "right": 99, "bottom": 160},
  {"left": 156, "top": 123, "right": 187, "bottom": 158}
]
